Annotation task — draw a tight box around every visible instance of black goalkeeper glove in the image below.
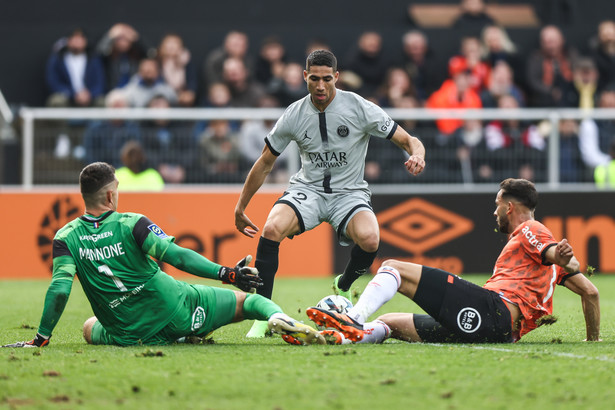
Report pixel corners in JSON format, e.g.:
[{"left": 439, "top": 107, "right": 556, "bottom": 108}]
[
  {"left": 218, "top": 255, "right": 263, "bottom": 293},
  {"left": 2, "top": 333, "right": 50, "bottom": 348}
]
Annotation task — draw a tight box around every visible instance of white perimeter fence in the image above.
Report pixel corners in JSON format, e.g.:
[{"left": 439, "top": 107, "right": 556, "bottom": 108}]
[{"left": 15, "top": 107, "right": 615, "bottom": 193}]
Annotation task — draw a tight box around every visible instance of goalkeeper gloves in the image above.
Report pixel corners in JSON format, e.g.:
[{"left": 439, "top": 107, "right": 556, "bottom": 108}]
[
  {"left": 2, "top": 333, "right": 50, "bottom": 348},
  {"left": 218, "top": 255, "right": 263, "bottom": 293}
]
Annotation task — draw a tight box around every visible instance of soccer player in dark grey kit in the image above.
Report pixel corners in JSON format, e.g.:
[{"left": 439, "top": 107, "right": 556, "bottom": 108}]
[
  {"left": 235, "top": 50, "right": 426, "bottom": 337},
  {"left": 2, "top": 162, "right": 323, "bottom": 347}
]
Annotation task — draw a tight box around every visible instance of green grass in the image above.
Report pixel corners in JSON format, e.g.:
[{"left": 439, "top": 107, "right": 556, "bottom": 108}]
[{"left": 1, "top": 274, "right": 614, "bottom": 410}]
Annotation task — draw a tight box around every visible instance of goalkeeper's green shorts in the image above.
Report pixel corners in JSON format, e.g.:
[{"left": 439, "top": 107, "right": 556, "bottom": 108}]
[{"left": 91, "top": 285, "right": 237, "bottom": 345}]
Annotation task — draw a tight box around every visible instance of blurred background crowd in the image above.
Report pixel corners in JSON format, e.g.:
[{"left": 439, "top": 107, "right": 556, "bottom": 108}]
[{"left": 2, "top": 0, "right": 615, "bottom": 188}]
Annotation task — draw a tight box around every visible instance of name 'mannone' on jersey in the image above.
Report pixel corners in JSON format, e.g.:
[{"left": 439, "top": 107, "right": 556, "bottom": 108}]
[{"left": 79, "top": 242, "right": 126, "bottom": 261}]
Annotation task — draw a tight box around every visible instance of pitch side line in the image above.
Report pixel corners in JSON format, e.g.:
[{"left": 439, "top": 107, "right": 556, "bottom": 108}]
[{"left": 429, "top": 343, "right": 615, "bottom": 362}]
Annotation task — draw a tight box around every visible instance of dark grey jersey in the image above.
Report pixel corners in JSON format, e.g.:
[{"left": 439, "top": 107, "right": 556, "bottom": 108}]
[{"left": 265, "top": 89, "right": 398, "bottom": 193}]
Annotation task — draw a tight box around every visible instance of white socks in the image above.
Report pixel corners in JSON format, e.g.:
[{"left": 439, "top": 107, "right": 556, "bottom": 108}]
[
  {"left": 357, "top": 320, "right": 391, "bottom": 344},
  {"left": 348, "top": 265, "right": 401, "bottom": 324}
]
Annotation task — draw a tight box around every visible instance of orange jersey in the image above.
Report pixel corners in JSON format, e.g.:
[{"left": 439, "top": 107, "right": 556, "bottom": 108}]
[{"left": 484, "top": 220, "right": 566, "bottom": 340}]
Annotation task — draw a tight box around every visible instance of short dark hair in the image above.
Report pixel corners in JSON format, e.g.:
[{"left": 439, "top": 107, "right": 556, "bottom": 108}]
[
  {"left": 500, "top": 178, "right": 538, "bottom": 210},
  {"left": 306, "top": 49, "right": 337, "bottom": 72},
  {"left": 80, "top": 162, "right": 116, "bottom": 195}
]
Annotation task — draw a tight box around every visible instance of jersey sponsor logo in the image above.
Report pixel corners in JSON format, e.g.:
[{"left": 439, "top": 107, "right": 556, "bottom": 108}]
[
  {"left": 148, "top": 224, "right": 169, "bottom": 239},
  {"left": 457, "top": 307, "right": 481, "bottom": 333},
  {"left": 191, "top": 306, "right": 206, "bottom": 331},
  {"left": 301, "top": 131, "right": 312, "bottom": 141},
  {"left": 337, "top": 125, "right": 349, "bottom": 137},
  {"left": 380, "top": 116, "right": 392, "bottom": 132},
  {"left": 307, "top": 151, "right": 348, "bottom": 168},
  {"left": 79, "top": 231, "right": 113, "bottom": 242},
  {"left": 521, "top": 225, "right": 545, "bottom": 251},
  {"left": 79, "top": 242, "right": 126, "bottom": 261},
  {"left": 109, "top": 283, "right": 144, "bottom": 309}
]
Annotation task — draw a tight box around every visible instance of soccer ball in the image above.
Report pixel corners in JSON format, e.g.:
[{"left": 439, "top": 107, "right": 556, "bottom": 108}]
[{"left": 316, "top": 294, "right": 353, "bottom": 315}]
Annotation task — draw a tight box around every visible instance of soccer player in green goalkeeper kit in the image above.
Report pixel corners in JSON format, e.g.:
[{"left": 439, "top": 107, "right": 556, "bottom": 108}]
[{"left": 2, "top": 162, "right": 323, "bottom": 347}]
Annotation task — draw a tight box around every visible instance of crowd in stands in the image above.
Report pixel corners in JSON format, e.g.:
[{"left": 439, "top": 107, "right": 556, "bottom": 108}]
[{"left": 43, "top": 0, "right": 615, "bottom": 187}]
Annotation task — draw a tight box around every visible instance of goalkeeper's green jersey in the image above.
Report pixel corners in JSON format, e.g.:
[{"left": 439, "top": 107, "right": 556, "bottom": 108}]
[{"left": 52, "top": 211, "right": 190, "bottom": 345}]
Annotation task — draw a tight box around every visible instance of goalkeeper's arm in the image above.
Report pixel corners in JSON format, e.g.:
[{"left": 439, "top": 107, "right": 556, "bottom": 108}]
[
  {"left": 156, "top": 242, "right": 262, "bottom": 292},
  {"left": 2, "top": 257, "right": 74, "bottom": 348},
  {"left": 159, "top": 242, "right": 222, "bottom": 279}
]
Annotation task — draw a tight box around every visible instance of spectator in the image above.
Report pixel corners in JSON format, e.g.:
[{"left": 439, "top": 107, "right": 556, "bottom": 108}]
[
  {"left": 397, "top": 30, "right": 442, "bottom": 101},
  {"left": 198, "top": 119, "right": 243, "bottom": 182},
  {"left": 254, "top": 36, "right": 287, "bottom": 87},
  {"left": 526, "top": 25, "right": 578, "bottom": 107},
  {"left": 122, "top": 58, "right": 177, "bottom": 107},
  {"left": 141, "top": 95, "right": 197, "bottom": 183},
  {"left": 558, "top": 119, "right": 588, "bottom": 183},
  {"left": 426, "top": 57, "right": 483, "bottom": 136},
  {"left": 392, "top": 94, "right": 422, "bottom": 133},
  {"left": 45, "top": 28, "right": 106, "bottom": 107},
  {"left": 452, "top": 0, "right": 495, "bottom": 37},
  {"left": 195, "top": 82, "right": 240, "bottom": 133},
  {"left": 479, "top": 95, "right": 547, "bottom": 182},
  {"left": 480, "top": 61, "right": 525, "bottom": 108},
  {"left": 343, "top": 31, "right": 389, "bottom": 98},
  {"left": 591, "top": 20, "right": 615, "bottom": 92},
  {"left": 267, "top": 62, "right": 307, "bottom": 107},
  {"left": 82, "top": 90, "right": 140, "bottom": 167},
  {"left": 454, "top": 119, "right": 484, "bottom": 183},
  {"left": 365, "top": 136, "right": 413, "bottom": 183},
  {"left": 560, "top": 58, "right": 600, "bottom": 109},
  {"left": 96, "top": 23, "right": 147, "bottom": 91},
  {"left": 222, "top": 57, "right": 266, "bottom": 107},
  {"left": 378, "top": 66, "right": 419, "bottom": 108},
  {"left": 203, "top": 30, "right": 252, "bottom": 87},
  {"left": 451, "top": 36, "right": 491, "bottom": 94},
  {"left": 238, "top": 95, "right": 289, "bottom": 183},
  {"left": 157, "top": 33, "right": 197, "bottom": 107},
  {"left": 115, "top": 140, "right": 165, "bottom": 191},
  {"left": 594, "top": 140, "right": 615, "bottom": 188},
  {"left": 578, "top": 89, "right": 615, "bottom": 168},
  {"left": 481, "top": 25, "right": 518, "bottom": 68}
]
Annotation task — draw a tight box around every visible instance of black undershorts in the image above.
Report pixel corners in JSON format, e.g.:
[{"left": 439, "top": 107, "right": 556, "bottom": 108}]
[{"left": 412, "top": 266, "right": 513, "bottom": 343}]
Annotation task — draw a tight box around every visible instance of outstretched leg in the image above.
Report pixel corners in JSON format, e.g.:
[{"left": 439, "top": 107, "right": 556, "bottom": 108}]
[
  {"left": 375, "top": 313, "right": 422, "bottom": 343},
  {"left": 308, "top": 259, "right": 425, "bottom": 343},
  {"left": 237, "top": 292, "right": 324, "bottom": 345},
  {"left": 248, "top": 203, "right": 300, "bottom": 338}
]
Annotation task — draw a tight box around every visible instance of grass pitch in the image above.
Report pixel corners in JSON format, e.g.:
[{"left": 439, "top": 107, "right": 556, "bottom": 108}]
[{"left": 1, "top": 274, "right": 614, "bottom": 409}]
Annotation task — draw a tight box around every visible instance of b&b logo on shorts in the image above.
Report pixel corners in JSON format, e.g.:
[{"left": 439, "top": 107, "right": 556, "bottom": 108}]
[
  {"left": 191, "top": 306, "right": 206, "bottom": 331},
  {"left": 457, "top": 307, "right": 481, "bottom": 333},
  {"left": 147, "top": 224, "right": 168, "bottom": 239}
]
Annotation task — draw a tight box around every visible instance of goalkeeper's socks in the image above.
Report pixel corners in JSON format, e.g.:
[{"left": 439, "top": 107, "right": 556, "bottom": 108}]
[
  {"left": 242, "top": 293, "right": 283, "bottom": 320},
  {"left": 255, "top": 237, "right": 280, "bottom": 299},
  {"left": 357, "top": 320, "right": 391, "bottom": 344},
  {"left": 348, "top": 265, "right": 401, "bottom": 324},
  {"left": 337, "top": 245, "right": 378, "bottom": 291}
]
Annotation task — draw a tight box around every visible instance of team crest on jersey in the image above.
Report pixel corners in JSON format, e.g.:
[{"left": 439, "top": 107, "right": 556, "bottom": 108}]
[
  {"left": 191, "top": 306, "right": 206, "bottom": 331},
  {"left": 147, "top": 224, "right": 168, "bottom": 238},
  {"left": 457, "top": 307, "right": 481, "bottom": 333},
  {"left": 337, "top": 125, "right": 349, "bottom": 137}
]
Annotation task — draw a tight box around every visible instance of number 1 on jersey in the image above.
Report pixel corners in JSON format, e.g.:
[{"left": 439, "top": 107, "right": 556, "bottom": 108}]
[{"left": 98, "top": 264, "right": 128, "bottom": 291}]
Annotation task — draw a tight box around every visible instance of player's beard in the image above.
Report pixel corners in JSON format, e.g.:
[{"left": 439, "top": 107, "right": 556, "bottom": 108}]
[{"left": 497, "top": 213, "right": 510, "bottom": 234}]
